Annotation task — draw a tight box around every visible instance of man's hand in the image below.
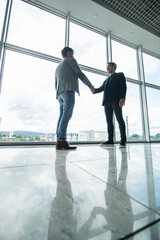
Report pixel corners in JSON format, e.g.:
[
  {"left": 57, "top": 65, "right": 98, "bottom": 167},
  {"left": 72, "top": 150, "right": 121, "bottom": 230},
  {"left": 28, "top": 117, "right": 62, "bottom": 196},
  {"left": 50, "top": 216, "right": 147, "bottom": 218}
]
[
  {"left": 91, "top": 86, "right": 95, "bottom": 93},
  {"left": 119, "top": 98, "right": 125, "bottom": 107}
]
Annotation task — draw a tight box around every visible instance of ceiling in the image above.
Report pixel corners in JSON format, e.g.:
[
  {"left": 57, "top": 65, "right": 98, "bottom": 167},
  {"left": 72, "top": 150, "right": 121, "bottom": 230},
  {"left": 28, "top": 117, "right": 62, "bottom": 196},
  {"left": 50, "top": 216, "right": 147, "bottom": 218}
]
[
  {"left": 30, "top": 0, "right": 160, "bottom": 56},
  {"left": 92, "top": 0, "right": 160, "bottom": 37}
]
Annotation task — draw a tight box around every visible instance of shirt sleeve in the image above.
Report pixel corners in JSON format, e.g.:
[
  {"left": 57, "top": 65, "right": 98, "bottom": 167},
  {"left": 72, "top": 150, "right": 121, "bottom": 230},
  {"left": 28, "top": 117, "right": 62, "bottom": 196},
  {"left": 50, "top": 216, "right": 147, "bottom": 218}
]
[
  {"left": 69, "top": 58, "right": 93, "bottom": 88},
  {"left": 119, "top": 73, "right": 127, "bottom": 99},
  {"left": 93, "top": 81, "right": 105, "bottom": 94},
  {"left": 55, "top": 70, "right": 57, "bottom": 90}
]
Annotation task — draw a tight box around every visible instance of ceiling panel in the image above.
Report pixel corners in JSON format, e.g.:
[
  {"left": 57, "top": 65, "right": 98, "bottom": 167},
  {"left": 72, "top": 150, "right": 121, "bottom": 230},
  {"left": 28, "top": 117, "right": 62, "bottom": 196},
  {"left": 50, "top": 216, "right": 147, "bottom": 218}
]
[{"left": 92, "top": 0, "right": 160, "bottom": 37}]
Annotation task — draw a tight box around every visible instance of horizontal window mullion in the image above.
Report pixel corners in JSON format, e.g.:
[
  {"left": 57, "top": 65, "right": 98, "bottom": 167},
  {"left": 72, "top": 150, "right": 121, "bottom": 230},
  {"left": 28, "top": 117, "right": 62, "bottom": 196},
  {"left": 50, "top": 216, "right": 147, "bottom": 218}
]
[{"left": 5, "top": 43, "right": 62, "bottom": 63}]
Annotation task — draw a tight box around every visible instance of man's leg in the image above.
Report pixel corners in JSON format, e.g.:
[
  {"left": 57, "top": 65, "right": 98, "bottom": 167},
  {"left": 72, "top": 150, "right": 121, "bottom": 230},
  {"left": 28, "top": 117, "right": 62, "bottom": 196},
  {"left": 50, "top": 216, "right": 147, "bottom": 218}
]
[
  {"left": 112, "top": 102, "right": 126, "bottom": 144},
  {"left": 56, "top": 101, "right": 63, "bottom": 140},
  {"left": 56, "top": 91, "right": 76, "bottom": 149},
  {"left": 57, "top": 91, "right": 75, "bottom": 141},
  {"left": 104, "top": 103, "right": 114, "bottom": 142}
]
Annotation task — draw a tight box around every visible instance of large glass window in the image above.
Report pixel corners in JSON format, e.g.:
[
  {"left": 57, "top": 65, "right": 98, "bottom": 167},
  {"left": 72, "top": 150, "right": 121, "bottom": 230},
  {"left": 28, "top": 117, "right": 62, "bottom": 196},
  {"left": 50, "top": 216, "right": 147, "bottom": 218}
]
[
  {"left": 0, "top": 0, "right": 7, "bottom": 39},
  {"left": 70, "top": 22, "right": 106, "bottom": 71},
  {"left": 69, "top": 71, "right": 107, "bottom": 141},
  {"left": 0, "top": 50, "right": 58, "bottom": 142},
  {"left": 0, "top": 0, "right": 159, "bottom": 144},
  {"left": 0, "top": 50, "right": 108, "bottom": 143},
  {"left": 7, "top": 0, "right": 66, "bottom": 58},
  {"left": 112, "top": 40, "right": 138, "bottom": 80},
  {"left": 146, "top": 87, "right": 160, "bottom": 140},
  {"left": 143, "top": 53, "right": 160, "bottom": 86},
  {"left": 115, "top": 82, "right": 143, "bottom": 141}
]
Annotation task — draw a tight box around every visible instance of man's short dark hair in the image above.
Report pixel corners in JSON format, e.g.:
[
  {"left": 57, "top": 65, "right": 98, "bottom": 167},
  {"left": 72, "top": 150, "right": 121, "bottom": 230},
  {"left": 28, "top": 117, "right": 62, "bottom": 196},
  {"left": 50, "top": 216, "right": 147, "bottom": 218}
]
[
  {"left": 61, "top": 47, "right": 74, "bottom": 57},
  {"left": 107, "top": 62, "right": 117, "bottom": 70}
]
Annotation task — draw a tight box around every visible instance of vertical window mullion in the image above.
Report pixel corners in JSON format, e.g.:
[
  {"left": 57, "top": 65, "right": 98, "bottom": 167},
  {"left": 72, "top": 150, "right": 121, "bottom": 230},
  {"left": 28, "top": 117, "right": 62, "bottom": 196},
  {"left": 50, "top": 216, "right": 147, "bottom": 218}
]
[
  {"left": 65, "top": 12, "right": 70, "bottom": 47},
  {"left": 137, "top": 46, "right": 150, "bottom": 142},
  {"left": 108, "top": 32, "right": 116, "bottom": 142},
  {"left": 0, "top": 0, "right": 13, "bottom": 93},
  {"left": 107, "top": 31, "right": 112, "bottom": 62}
]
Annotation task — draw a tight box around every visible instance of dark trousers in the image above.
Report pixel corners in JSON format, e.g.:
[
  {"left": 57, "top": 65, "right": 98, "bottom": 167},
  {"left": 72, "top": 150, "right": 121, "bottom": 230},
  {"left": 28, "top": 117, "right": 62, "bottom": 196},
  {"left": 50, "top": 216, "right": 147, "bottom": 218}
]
[{"left": 104, "top": 102, "right": 126, "bottom": 142}]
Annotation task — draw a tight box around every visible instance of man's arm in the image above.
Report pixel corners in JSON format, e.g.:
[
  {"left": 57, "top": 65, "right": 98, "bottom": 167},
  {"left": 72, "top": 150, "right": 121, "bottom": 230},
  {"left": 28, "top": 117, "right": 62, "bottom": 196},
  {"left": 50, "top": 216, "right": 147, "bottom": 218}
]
[
  {"left": 93, "top": 82, "right": 105, "bottom": 94},
  {"left": 69, "top": 58, "right": 93, "bottom": 89},
  {"left": 119, "top": 73, "right": 127, "bottom": 107},
  {"left": 77, "top": 71, "right": 93, "bottom": 88},
  {"left": 55, "top": 75, "right": 57, "bottom": 90},
  {"left": 119, "top": 73, "right": 127, "bottom": 99}
]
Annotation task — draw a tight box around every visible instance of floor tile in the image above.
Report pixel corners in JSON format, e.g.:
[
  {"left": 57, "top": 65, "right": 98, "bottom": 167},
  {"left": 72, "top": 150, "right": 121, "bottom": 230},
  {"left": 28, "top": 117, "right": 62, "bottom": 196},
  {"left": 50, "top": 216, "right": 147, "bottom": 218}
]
[
  {"left": 0, "top": 146, "right": 55, "bottom": 168},
  {"left": 0, "top": 143, "right": 160, "bottom": 240},
  {"left": 68, "top": 144, "right": 160, "bottom": 214}
]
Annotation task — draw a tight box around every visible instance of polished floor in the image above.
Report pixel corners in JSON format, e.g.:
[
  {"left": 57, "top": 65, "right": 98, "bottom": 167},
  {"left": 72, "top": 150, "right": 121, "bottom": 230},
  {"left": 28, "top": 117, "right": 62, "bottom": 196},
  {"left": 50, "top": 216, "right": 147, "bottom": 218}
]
[{"left": 0, "top": 143, "right": 160, "bottom": 240}]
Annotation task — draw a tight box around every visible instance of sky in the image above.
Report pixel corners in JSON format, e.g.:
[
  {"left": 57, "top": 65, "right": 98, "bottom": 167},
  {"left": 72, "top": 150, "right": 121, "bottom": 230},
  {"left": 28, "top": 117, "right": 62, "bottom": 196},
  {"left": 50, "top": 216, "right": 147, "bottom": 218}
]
[{"left": 0, "top": 0, "right": 160, "bottom": 137}]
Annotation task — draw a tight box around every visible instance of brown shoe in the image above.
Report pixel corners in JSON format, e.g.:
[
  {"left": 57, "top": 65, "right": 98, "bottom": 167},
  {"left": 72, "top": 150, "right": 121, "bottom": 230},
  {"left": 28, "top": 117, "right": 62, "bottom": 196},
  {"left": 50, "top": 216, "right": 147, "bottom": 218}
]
[{"left": 56, "top": 140, "right": 77, "bottom": 150}]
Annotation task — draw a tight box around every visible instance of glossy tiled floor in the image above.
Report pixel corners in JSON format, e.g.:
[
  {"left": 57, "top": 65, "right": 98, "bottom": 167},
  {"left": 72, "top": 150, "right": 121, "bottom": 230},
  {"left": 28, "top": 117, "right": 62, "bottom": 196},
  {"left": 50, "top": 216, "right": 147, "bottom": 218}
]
[{"left": 0, "top": 143, "right": 160, "bottom": 240}]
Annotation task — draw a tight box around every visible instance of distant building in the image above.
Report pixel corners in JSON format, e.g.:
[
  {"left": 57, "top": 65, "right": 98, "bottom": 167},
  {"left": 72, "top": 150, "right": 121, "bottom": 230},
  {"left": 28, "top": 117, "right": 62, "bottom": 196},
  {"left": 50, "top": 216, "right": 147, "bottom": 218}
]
[
  {"left": 78, "top": 130, "right": 107, "bottom": 141},
  {"left": 67, "top": 133, "right": 78, "bottom": 141},
  {"left": 44, "top": 133, "right": 56, "bottom": 141}
]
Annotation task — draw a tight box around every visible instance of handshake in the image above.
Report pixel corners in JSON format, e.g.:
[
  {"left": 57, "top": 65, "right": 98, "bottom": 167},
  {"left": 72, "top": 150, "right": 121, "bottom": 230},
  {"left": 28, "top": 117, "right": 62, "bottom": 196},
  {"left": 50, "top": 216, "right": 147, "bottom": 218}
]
[{"left": 90, "top": 86, "right": 95, "bottom": 93}]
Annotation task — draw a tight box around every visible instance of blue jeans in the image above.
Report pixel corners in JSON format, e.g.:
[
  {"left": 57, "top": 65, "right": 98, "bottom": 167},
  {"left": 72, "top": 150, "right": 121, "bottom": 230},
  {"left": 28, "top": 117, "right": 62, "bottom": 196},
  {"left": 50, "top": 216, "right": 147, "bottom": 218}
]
[{"left": 56, "top": 90, "right": 75, "bottom": 141}]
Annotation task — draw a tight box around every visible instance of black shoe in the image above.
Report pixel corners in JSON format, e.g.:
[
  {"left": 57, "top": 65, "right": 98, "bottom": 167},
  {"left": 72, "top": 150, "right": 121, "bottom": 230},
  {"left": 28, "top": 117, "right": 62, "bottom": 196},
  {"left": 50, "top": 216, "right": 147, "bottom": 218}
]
[
  {"left": 119, "top": 141, "right": 126, "bottom": 147},
  {"left": 101, "top": 140, "right": 114, "bottom": 145}
]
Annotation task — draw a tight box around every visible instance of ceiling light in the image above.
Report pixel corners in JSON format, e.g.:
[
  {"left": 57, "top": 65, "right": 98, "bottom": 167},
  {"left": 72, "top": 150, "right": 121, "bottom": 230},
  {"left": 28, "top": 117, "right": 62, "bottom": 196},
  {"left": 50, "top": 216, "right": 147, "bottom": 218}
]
[{"left": 93, "top": 13, "right": 97, "bottom": 18}]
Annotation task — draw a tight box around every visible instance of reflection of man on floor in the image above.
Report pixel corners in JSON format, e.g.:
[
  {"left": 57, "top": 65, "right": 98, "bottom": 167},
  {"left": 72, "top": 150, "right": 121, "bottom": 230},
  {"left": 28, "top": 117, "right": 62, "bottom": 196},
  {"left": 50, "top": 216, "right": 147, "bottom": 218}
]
[
  {"left": 48, "top": 148, "right": 133, "bottom": 240},
  {"left": 47, "top": 151, "right": 103, "bottom": 240},
  {"left": 47, "top": 151, "right": 78, "bottom": 240},
  {"left": 80, "top": 148, "right": 134, "bottom": 240},
  {"left": 104, "top": 148, "right": 133, "bottom": 239}
]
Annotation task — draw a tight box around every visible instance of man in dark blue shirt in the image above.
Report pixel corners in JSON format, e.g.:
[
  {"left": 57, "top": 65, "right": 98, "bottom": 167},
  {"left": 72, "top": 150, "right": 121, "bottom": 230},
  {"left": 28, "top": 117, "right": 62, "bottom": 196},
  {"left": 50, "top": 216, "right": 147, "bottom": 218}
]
[{"left": 92, "top": 62, "right": 127, "bottom": 147}]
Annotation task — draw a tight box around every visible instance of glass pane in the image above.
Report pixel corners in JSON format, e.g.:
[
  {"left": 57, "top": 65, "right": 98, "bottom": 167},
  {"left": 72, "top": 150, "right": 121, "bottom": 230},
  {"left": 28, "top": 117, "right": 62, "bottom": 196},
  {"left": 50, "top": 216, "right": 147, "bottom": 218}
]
[
  {"left": 0, "top": 50, "right": 58, "bottom": 142},
  {"left": 70, "top": 22, "right": 106, "bottom": 71},
  {"left": 0, "top": 50, "right": 108, "bottom": 143},
  {"left": 7, "top": 0, "right": 65, "bottom": 58},
  {"left": 143, "top": 53, "right": 160, "bottom": 86},
  {"left": 0, "top": 0, "right": 7, "bottom": 39},
  {"left": 146, "top": 87, "right": 160, "bottom": 140},
  {"left": 115, "top": 82, "right": 143, "bottom": 141},
  {"left": 70, "top": 71, "right": 108, "bottom": 141},
  {"left": 112, "top": 40, "right": 138, "bottom": 80}
]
